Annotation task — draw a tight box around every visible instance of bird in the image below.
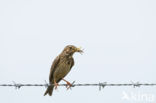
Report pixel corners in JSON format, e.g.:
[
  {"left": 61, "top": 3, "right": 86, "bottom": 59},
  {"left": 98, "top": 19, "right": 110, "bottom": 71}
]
[{"left": 44, "top": 45, "right": 83, "bottom": 96}]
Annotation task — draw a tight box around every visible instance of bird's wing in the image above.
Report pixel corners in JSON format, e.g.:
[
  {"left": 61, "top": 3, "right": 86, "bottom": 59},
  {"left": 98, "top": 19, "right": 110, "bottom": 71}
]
[{"left": 49, "top": 56, "right": 60, "bottom": 83}]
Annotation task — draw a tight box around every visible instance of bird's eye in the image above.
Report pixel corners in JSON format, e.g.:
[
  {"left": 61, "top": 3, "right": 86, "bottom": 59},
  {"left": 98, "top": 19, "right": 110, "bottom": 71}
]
[{"left": 69, "top": 46, "right": 72, "bottom": 49}]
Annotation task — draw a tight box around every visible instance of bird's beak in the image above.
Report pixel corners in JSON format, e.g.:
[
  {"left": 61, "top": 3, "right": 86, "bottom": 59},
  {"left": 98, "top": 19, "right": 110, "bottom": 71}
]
[{"left": 76, "top": 47, "right": 83, "bottom": 54}]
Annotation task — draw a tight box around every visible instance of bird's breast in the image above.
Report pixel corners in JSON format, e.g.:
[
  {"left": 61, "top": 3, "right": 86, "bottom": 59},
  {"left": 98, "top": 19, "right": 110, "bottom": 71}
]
[{"left": 54, "top": 58, "right": 72, "bottom": 81}]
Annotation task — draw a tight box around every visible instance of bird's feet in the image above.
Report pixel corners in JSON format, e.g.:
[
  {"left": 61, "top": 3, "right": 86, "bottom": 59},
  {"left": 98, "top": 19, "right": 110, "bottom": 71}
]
[
  {"left": 66, "top": 81, "right": 72, "bottom": 90},
  {"left": 54, "top": 80, "right": 59, "bottom": 90},
  {"left": 62, "top": 79, "right": 72, "bottom": 90}
]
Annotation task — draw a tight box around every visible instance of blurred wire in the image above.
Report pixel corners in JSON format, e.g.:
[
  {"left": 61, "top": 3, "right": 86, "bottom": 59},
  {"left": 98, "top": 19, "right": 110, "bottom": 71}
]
[{"left": 0, "top": 81, "right": 156, "bottom": 90}]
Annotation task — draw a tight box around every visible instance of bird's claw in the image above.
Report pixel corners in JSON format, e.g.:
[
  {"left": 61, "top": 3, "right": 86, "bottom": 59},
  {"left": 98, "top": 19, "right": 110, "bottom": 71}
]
[
  {"left": 66, "top": 81, "right": 75, "bottom": 90},
  {"left": 65, "top": 82, "right": 73, "bottom": 90},
  {"left": 54, "top": 82, "right": 59, "bottom": 90}
]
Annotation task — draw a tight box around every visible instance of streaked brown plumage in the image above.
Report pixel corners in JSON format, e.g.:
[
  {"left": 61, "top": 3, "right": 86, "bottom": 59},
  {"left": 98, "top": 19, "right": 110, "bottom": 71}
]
[{"left": 44, "top": 45, "right": 83, "bottom": 96}]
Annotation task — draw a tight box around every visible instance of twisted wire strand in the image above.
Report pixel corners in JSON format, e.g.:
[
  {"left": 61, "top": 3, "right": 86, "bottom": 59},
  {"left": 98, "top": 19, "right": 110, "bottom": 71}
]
[{"left": 0, "top": 81, "right": 156, "bottom": 90}]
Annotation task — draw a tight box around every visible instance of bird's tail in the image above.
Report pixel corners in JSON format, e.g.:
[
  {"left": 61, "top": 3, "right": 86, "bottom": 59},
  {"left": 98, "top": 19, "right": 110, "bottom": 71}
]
[{"left": 44, "top": 86, "right": 54, "bottom": 96}]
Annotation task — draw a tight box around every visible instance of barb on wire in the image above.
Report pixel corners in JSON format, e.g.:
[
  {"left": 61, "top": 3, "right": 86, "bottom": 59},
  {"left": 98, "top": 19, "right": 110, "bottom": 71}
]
[
  {"left": 99, "top": 82, "right": 107, "bottom": 91},
  {"left": 12, "top": 81, "right": 22, "bottom": 89},
  {"left": 0, "top": 81, "right": 156, "bottom": 90},
  {"left": 44, "top": 80, "right": 49, "bottom": 88},
  {"left": 131, "top": 81, "right": 141, "bottom": 88}
]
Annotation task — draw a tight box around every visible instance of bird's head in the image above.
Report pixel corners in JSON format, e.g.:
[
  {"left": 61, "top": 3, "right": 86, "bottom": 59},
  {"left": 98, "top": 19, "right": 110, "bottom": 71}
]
[{"left": 62, "top": 45, "right": 83, "bottom": 56}]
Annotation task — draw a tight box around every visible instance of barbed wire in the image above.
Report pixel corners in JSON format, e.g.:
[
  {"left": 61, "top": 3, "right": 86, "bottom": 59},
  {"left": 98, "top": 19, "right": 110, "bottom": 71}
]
[{"left": 0, "top": 81, "right": 156, "bottom": 90}]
